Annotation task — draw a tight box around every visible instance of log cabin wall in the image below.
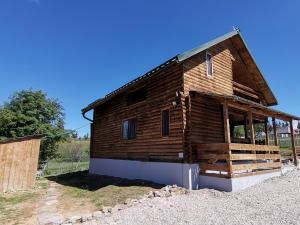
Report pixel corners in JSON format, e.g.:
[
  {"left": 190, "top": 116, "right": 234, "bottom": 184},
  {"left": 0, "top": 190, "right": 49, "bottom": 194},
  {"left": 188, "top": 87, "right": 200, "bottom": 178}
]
[
  {"left": 190, "top": 95, "right": 224, "bottom": 144},
  {"left": 182, "top": 40, "right": 250, "bottom": 162},
  {"left": 92, "top": 64, "right": 185, "bottom": 162},
  {"left": 189, "top": 95, "right": 224, "bottom": 162},
  {"left": 183, "top": 39, "right": 235, "bottom": 96},
  {"left": 182, "top": 39, "right": 266, "bottom": 104}
]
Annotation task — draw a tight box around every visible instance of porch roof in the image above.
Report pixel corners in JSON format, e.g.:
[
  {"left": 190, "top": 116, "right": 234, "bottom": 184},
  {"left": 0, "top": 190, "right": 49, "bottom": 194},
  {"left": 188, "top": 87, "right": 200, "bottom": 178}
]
[{"left": 190, "top": 91, "right": 300, "bottom": 121}]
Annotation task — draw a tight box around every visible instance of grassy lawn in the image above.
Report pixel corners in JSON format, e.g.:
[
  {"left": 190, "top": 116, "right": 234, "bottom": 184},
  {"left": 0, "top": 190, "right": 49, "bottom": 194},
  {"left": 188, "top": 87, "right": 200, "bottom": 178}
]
[
  {"left": 48, "top": 171, "right": 162, "bottom": 212},
  {"left": 42, "top": 160, "right": 89, "bottom": 176},
  {"left": 0, "top": 178, "right": 48, "bottom": 225}
]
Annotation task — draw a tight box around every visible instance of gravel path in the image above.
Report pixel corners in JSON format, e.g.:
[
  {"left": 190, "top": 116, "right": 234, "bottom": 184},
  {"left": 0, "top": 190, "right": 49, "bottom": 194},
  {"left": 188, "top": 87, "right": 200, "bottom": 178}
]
[
  {"left": 96, "top": 170, "right": 300, "bottom": 225},
  {"left": 37, "top": 182, "right": 64, "bottom": 225}
]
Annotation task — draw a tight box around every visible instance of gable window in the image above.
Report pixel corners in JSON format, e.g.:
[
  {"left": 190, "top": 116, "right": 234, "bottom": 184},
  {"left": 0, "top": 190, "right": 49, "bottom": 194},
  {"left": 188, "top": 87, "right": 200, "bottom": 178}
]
[
  {"left": 206, "top": 52, "right": 213, "bottom": 76},
  {"left": 126, "top": 88, "right": 147, "bottom": 106},
  {"left": 122, "top": 118, "right": 136, "bottom": 139},
  {"left": 162, "top": 109, "right": 170, "bottom": 137}
]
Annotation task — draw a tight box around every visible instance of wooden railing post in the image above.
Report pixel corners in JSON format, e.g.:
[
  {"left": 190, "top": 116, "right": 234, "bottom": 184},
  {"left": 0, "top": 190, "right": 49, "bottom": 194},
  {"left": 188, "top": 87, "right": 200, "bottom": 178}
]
[
  {"left": 223, "top": 101, "right": 232, "bottom": 177},
  {"left": 264, "top": 118, "right": 269, "bottom": 145},
  {"left": 272, "top": 117, "right": 278, "bottom": 146},
  {"left": 290, "top": 119, "right": 298, "bottom": 166}
]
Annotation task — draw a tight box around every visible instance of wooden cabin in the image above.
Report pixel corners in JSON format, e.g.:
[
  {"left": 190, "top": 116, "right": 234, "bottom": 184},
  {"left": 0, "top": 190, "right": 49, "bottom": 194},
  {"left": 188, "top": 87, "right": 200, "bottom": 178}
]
[{"left": 82, "top": 30, "right": 299, "bottom": 191}]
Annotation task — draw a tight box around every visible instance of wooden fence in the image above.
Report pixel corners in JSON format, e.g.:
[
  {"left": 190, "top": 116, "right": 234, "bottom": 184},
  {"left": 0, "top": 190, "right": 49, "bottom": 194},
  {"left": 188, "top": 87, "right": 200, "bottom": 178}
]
[{"left": 0, "top": 136, "right": 42, "bottom": 192}]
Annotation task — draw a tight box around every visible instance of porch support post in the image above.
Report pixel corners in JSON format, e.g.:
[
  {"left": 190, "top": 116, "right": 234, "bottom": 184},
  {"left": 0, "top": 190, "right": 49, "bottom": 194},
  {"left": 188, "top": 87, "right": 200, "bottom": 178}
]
[
  {"left": 247, "top": 111, "right": 255, "bottom": 144},
  {"left": 264, "top": 118, "right": 269, "bottom": 145},
  {"left": 223, "top": 101, "right": 232, "bottom": 177},
  {"left": 223, "top": 101, "right": 231, "bottom": 144},
  {"left": 272, "top": 117, "right": 278, "bottom": 146},
  {"left": 290, "top": 119, "right": 298, "bottom": 166}
]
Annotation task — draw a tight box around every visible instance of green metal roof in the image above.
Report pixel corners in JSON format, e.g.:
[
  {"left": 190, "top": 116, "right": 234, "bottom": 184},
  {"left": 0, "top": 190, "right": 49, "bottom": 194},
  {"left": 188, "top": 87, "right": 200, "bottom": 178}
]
[
  {"left": 177, "top": 30, "right": 239, "bottom": 62},
  {"left": 82, "top": 29, "right": 277, "bottom": 113}
]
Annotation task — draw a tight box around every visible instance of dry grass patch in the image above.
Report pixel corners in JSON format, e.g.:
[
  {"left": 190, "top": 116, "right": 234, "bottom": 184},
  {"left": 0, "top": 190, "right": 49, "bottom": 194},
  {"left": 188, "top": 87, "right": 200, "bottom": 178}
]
[
  {"left": 0, "top": 178, "right": 48, "bottom": 225},
  {"left": 48, "top": 171, "right": 162, "bottom": 216}
]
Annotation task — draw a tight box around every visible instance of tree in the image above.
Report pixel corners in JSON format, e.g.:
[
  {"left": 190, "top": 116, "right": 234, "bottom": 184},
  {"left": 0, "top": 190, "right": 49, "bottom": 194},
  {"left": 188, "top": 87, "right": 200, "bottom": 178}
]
[
  {"left": 83, "top": 133, "right": 89, "bottom": 140},
  {"left": 0, "top": 90, "right": 66, "bottom": 161},
  {"left": 297, "top": 122, "right": 300, "bottom": 130}
]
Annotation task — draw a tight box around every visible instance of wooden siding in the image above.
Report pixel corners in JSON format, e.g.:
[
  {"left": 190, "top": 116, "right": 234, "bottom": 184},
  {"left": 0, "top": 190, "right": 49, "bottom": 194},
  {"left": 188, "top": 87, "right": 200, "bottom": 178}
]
[
  {"left": 182, "top": 39, "right": 266, "bottom": 104},
  {"left": 190, "top": 95, "right": 224, "bottom": 146},
  {"left": 0, "top": 137, "right": 41, "bottom": 192},
  {"left": 92, "top": 64, "right": 185, "bottom": 162},
  {"left": 183, "top": 39, "right": 235, "bottom": 96}
]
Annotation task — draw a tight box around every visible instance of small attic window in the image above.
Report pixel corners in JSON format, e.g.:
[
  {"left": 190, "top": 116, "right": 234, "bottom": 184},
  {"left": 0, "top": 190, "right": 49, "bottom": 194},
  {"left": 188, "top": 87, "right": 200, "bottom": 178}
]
[
  {"left": 206, "top": 52, "right": 213, "bottom": 76},
  {"left": 126, "top": 88, "right": 147, "bottom": 106}
]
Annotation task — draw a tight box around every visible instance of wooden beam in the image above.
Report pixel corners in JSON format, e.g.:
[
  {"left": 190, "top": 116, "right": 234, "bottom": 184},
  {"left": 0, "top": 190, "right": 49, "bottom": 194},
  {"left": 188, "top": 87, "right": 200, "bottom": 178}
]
[
  {"left": 247, "top": 111, "right": 255, "bottom": 144},
  {"left": 223, "top": 101, "right": 231, "bottom": 144},
  {"left": 290, "top": 119, "right": 298, "bottom": 166},
  {"left": 223, "top": 101, "right": 232, "bottom": 177},
  {"left": 272, "top": 117, "right": 278, "bottom": 146},
  {"left": 264, "top": 118, "right": 269, "bottom": 145},
  {"left": 230, "top": 143, "right": 280, "bottom": 152}
]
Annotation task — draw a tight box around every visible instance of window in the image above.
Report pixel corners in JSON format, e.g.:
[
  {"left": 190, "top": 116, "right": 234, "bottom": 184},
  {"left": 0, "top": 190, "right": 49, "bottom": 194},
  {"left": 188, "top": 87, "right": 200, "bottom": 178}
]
[
  {"left": 122, "top": 118, "right": 136, "bottom": 139},
  {"left": 162, "top": 109, "right": 170, "bottom": 137},
  {"left": 206, "top": 52, "right": 213, "bottom": 76},
  {"left": 126, "top": 88, "right": 147, "bottom": 106}
]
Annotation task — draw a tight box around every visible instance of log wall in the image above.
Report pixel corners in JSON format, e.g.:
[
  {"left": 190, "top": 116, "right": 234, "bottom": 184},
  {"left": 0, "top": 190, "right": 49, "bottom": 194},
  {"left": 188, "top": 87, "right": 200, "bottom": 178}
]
[
  {"left": 92, "top": 63, "right": 185, "bottom": 162},
  {"left": 190, "top": 95, "right": 224, "bottom": 145},
  {"left": 0, "top": 137, "right": 41, "bottom": 192},
  {"left": 183, "top": 39, "right": 235, "bottom": 96}
]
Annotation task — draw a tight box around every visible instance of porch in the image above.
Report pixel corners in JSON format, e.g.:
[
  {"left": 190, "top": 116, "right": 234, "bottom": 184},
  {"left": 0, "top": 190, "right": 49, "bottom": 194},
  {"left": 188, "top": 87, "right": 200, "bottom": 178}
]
[{"left": 190, "top": 91, "right": 300, "bottom": 178}]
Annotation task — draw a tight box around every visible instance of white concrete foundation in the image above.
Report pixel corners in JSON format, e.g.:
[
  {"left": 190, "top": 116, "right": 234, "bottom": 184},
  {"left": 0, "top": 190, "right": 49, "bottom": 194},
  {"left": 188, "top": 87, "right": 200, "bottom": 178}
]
[
  {"left": 89, "top": 158, "right": 286, "bottom": 192},
  {"left": 199, "top": 171, "right": 281, "bottom": 192},
  {"left": 89, "top": 158, "right": 200, "bottom": 190}
]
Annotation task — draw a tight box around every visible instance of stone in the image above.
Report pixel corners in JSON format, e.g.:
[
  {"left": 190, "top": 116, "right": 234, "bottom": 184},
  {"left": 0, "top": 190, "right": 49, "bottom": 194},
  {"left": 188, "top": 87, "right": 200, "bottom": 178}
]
[
  {"left": 93, "top": 210, "right": 104, "bottom": 219},
  {"left": 68, "top": 215, "right": 82, "bottom": 223},
  {"left": 114, "top": 204, "right": 126, "bottom": 211},
  {"left": 124, "top": 198, "right": 132, "bottom": 205},
  {"left": 131, "top": 199, "right": 138, "bottom": 204},
  {"left": 101, "top": 206, "right": 112, "bottom": 214},
  {"left": 154, "top": 191, "right": 161, "bottom": 197},
  {"left": 81, "top": 213, "right": 93, "bottom": 222},
  {"left": 147, "top": 191, "right": 154, "bottom": 198},
  {"left": 38, "top": 212, "right": 65, "bottom": 225},
  {"left": 45, "top": 199, "right": 58, "bottom": 206}
]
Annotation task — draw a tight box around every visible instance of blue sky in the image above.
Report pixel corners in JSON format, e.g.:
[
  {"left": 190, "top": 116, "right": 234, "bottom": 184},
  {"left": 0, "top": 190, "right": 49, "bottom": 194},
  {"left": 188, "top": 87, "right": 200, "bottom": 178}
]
[{"left": 1, "top": 0, "right": 300, "bottom": 136}]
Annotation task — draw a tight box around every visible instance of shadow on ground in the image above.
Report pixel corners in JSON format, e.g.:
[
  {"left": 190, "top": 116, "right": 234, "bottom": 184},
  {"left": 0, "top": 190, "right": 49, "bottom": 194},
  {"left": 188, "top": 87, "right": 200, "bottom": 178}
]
[{"left": 46, "top": 171, "right": 163, "bottom": 191}]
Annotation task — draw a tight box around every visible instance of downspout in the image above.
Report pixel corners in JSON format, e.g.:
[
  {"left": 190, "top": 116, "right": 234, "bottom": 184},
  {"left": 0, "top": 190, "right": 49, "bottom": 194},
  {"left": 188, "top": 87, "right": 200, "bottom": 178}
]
[{"left": 82, "top": 111, "right": 93, "bottom": 122}]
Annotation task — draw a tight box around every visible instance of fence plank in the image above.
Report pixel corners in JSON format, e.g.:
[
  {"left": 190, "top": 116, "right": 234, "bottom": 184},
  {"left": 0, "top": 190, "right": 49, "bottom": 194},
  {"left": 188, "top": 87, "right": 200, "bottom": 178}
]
[{"left": 0, "top": 137, "right": 41, "bottom": 192}]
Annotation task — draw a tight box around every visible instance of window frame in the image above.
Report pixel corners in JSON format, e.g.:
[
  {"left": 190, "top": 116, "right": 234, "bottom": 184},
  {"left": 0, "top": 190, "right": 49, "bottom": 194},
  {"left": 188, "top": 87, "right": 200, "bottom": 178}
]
[
  {"left": 121, "top": 117, "right": 137, "bottom": 140},
  {"left": 161, "top": 108, "right": 170, "bottom": 138},
  {"left": 206, "top": 51, "right": 213, "bottom": 77}
]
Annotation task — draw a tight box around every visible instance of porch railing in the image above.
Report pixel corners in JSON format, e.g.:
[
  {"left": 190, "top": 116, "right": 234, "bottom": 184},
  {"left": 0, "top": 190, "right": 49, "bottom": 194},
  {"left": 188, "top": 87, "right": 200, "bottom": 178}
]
[{"left": 195, "top": 143, "right": 281, "bottom": 178}]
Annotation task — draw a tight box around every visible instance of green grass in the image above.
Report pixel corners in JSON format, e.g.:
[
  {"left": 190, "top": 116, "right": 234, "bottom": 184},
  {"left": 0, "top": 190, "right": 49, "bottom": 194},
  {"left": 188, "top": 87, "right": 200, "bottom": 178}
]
[
  {"left": 48, "top": 171, "right": 162, "bottom": 208},
  {"left": 42, "top": 161, "right": 89, "bottom": 176}
]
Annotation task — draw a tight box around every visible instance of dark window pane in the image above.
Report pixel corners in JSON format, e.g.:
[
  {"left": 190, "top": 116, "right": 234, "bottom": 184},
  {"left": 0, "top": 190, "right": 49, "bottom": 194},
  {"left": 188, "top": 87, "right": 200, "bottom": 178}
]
[
  {"left": 122, "top": 118, "right": 136, "bottom": 139},
  {"left": 162, "top": 110, "right": 170, "bottom": 137},
  {"left": 128, "top": 118, "right": 136, "bottom": 139},
  {"left": 127, "top": 88, "right": 147, "bottom": 106}
]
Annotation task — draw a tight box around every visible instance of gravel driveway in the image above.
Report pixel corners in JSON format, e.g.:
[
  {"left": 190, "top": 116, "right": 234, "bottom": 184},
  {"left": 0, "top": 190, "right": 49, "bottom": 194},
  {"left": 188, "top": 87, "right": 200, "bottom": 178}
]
[{"left": 98, "top": 170, "right": 300, "bottom": 225}]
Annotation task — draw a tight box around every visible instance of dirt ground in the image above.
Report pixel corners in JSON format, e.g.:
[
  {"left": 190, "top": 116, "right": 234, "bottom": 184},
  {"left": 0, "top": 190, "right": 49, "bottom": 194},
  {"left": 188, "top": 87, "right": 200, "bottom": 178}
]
[{"left": 1, "top": 171, "right": 162, "bottom": 225}]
